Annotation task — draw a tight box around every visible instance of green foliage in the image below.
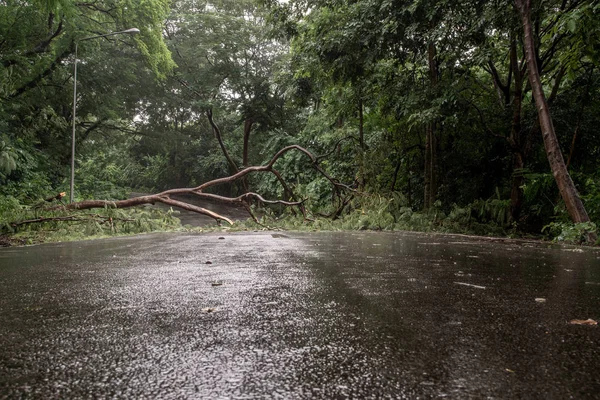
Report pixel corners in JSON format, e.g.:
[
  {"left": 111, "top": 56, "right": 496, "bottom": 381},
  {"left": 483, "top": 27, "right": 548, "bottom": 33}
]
[
  {"left": 545, "top": 1, "right": 600, "bottom": 68},
  {"left": 0, "top": 195, "right": 25, "bottom": 232},
  {"left": 121, "top": 0, "right": 176, "bottom": 79},
  {"left": 250, "top": 192, "right": 507, "bottom": 238},
  {"left": 0, "top": 200, "right": 183, "bottom": 245},
  {"left": 471, "top": 193, "right": 512, "bottom": 227},
  {"left": 0, "top": 137, "right": 54, "bottom": 203},
  {"left": 542, "top": 221, "right": 598, "bottom": 244},
  {"left": 520, "top": 171, "right": 560, "bottom": 223},
  {"left": 0, "top": 0, "right": 175, "bottom": 206},
  {"left": 335, "top": 194, "right": 404, "bottom": 231},
  {"left": 0, "top": 138, "right": 19, "bottom": 175},
  {"left": 74, "top": 139, "right": 139, "bottom": 200},
  {"left": 582, "top": 177, "right": 600, "bottom": 224},
  {"left": 2, "top": 0, "right": 600, "bottom": 247}
]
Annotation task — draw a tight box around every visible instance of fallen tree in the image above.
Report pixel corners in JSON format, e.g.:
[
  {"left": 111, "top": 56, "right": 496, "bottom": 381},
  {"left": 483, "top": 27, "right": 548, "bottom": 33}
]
[
  {"left": 58, "top": 145, "right": 355, "bottom": 226},
  {"left": 9, "top": 214, "right": 134, "bottom": 229}
]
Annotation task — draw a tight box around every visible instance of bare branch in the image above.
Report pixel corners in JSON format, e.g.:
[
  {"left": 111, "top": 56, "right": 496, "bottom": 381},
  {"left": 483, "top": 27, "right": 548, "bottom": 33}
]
[
  {"left": 206, "top": 108, "right": 240, "bottom": 174},
  {"left": 62, "top": 195, "right": 233, "bottom": 225},
  {"left": 10, "top": 214, "right": 133, "bottom": 229},
  {"left": 315, "top": 136, "right": 357, "bottom": 162},
  {"left": 467, "top": 100, "right": 507, "bottom": 141},
  {"left": 53, "top": 145, "right": 354, "bottom": 227},
  {"left": 8, "top": 47, "right": 71, "bottom": 99}
]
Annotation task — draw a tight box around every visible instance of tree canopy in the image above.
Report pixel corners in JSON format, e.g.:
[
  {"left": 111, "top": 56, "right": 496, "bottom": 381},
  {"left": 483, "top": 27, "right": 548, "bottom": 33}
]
[{"left": 2, "top": 0, "right": 599, "bottom": 243}]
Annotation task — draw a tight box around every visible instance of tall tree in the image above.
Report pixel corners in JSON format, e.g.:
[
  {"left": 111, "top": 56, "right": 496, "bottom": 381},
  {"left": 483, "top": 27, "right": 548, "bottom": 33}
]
[
  {"left": 514, "top": 0, "right": 594, "bottom": 238},
  {"left": 139, "top": 0, "right": 288, "bottom": 190},
  {"left": 0, "top": 0, "right": 174, "bottom": 197}
]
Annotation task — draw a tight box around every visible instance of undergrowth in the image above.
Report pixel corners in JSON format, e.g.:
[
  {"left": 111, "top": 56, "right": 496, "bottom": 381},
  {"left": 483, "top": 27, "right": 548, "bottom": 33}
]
[
  {"left": 0, "top": 196, "right": 183, "bottom": 246},
  {"left": 2, "top": 191, "right": 597, "bottom": 247},
  {"left": 239, "top": 193, "right": 512, "bottom": 238}
]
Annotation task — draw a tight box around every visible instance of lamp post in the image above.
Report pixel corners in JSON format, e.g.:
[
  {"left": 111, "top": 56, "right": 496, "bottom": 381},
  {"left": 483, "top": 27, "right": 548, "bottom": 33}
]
[{"left": 70, "top": 28, "right": 140, "bottom": 203}]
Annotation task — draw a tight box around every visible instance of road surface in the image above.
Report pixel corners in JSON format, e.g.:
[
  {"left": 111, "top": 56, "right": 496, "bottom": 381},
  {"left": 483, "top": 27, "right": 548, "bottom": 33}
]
[{"left": 1, "top": 231, "right": 599, "bottom": 398}]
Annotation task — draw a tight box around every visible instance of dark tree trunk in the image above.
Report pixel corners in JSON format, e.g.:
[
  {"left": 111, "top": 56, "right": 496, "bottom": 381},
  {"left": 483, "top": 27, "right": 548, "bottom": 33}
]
[
  {"left": 424, "top": 42, "right": 438, "bottom": 210},
  {"left": 424, "top": 127, "right": 431, "bottom": 209},
  {"left": 356, "top": 97, "right": 366, "bottom": 190},
  {"left": 515, "top": 0, "right": 595, "bottom": 241},
  {"left": 358, "top": 98, "right": 364, "bottom": 150},
  {"left": 508, "top": 38, "right": 525, "bottom": 222},
  {"left": 241, "top": 117, "right": 254, "bottom": 192},
  {"left": 390, "top": 160, "right": 401, "bottom": 192},
  {"left": 242, "top": 117, "right": 254, "bottom": 168},
  {"left": 424, "top": 123, "right": 436, "bottom": 210},
  {"left": 510, "top": 152, "right": 525, "bottom": 222},
  {"left": 207, "top": 108, "right": 239, "bottom": 175}
]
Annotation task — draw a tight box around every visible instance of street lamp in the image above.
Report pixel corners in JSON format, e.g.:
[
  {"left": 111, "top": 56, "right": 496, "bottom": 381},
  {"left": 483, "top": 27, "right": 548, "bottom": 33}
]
[{"left": 70, "top": 28, "right": 140, "bottom": 203}]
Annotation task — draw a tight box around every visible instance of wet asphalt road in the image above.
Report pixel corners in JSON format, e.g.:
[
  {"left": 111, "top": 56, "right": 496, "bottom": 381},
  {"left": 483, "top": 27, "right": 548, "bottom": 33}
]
[{"left": 1, "top": 231, "right": 599, "bottom": 399}]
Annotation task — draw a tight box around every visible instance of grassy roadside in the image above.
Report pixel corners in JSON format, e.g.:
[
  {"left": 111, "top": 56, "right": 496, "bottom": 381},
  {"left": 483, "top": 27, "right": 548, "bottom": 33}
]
[
  {"left": 0, "top": 206, "right": 185, "bottom": 247},
  {"left": 1, "top": 194, "right": 597, "bottom": 247}
]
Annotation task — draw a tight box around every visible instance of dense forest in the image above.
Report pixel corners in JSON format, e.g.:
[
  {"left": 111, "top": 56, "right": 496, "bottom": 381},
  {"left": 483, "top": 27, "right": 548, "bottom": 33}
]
[{"left": 1, "top": 0, "right": 599, "bottom": 244}]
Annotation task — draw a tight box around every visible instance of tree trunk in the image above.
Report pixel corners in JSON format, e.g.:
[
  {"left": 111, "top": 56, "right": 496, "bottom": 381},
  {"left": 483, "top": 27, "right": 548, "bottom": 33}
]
[
  {"left": 424, "top": 42, "right": 438, "bottom": 210},
  {"left": 510, "top": 152, "right": 525, "bottom": 222},
  {"left": 565, "top": 118, "right": 581, "bottom": 170},
  {"left": 242, "top": 117, "right": 254, "bottom": 168},
  {"left": 390, "top": 159, "right": 401, "bottom": 192},
  {"left": 424, "top": 126, "right": 431, "bottom": 209},
  {"left": 508, "top": 38, "right": 525, "bottom": 222},
  {"left": 241, "top": 117, "right": 254, "bottom": 192},
  {"left": 356, "top": 97, "right": 366, "bottom": 190},
  {"left": 358, "top": 98, "right": 364, "bottom": 150},
  {"left": 207, "top": 108, "right": 239, "bottom": 175},
  {"left": 515, "top": 0, "right": 595, "bottom": 241}
]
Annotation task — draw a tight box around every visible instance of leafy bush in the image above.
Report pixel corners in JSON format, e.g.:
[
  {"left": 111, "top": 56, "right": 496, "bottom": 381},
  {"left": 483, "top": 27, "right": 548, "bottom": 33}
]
[
  {"left": 0, "top": 137, "right": 54, "bottom": 203},
  {"left": 0, "top": 137, "right": 19, "bottom": 175},
  {"left": 1, "top": 202, "right": 182, "bottom": 245},
  {"left": 249, "top": 192, "right": 508, "bottom": 237},
  {"left": 521, "top": 171, "right": 560, "bottom": 221},
  {"left": 542, "top": 221, "right": 598, "bottom": 244},
  {"left": 582, "top": 177, "right": 600, "bottom": 224},
  {"left": 471, "top": 197, "right": 511, "bottom": 226}
]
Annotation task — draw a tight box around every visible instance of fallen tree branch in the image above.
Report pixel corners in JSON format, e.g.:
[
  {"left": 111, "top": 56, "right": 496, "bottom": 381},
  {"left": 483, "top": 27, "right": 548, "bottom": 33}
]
[
  {"left": 56, "top": 145, "right": 355, "bottom": 225},
  {"left": 10, "top": 214, "right": 134, "bottom": 228},
  {"left": 67, "top": 195, "right": 234, "bottom": 225},
  {"left": 187, "top": 145, "right": 355, "bottom": 193}
]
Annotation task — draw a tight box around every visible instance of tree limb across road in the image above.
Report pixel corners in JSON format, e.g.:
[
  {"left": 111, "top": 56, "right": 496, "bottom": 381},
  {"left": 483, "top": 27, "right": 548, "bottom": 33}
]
[{"left": 61, "top": 145, "right": 355, "bottom": 225}]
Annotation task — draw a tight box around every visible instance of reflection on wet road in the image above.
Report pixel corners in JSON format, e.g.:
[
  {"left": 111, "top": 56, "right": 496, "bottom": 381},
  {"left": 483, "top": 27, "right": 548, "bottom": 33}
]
[{"left": 1, "top": 231, "right": 599, "bottom": 398}]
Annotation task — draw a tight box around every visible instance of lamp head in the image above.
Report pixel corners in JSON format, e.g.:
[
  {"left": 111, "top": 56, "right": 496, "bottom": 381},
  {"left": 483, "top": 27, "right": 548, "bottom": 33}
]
[{"left": 121, "top": 28, "right": 140, "bottom": 35}]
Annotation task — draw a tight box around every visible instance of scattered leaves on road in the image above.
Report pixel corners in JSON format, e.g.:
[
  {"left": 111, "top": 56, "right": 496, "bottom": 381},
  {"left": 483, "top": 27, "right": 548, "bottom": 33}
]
[
  {"left": 454, "top": 282, "right": 486, "bottom": 290},
  {"left": 562, "top": 248, "right": 584, "bottom": 253},
  {"left": 569, "top": 318, "right": 597, "bottom": 326}
]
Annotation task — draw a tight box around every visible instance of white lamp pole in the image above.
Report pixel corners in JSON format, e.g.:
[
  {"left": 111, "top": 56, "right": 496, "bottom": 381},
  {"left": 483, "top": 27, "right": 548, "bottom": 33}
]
[{"left": 70, "top": 28, "right": 140, "bottom": 203}]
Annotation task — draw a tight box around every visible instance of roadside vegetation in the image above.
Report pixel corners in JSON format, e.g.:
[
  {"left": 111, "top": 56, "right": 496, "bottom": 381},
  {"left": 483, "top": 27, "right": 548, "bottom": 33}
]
[{"left": 1, "top": 0, "right": 599, "bottom": 246}]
